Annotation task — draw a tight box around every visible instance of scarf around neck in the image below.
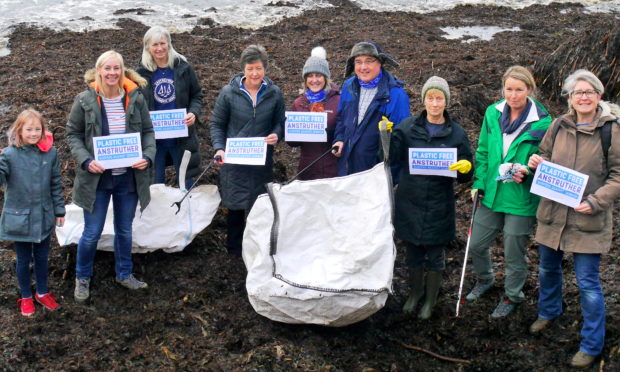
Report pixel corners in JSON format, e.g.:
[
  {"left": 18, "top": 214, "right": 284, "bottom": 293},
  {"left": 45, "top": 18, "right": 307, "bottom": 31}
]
[
  {"left": 500, "top": 99, "right": 532, "bottom": 134},
  {"left": 358, "top": 70, "right": 382, "bottom": 89},
  {"left": 305, "top": 89, "right": 326, "bottom": 103}
]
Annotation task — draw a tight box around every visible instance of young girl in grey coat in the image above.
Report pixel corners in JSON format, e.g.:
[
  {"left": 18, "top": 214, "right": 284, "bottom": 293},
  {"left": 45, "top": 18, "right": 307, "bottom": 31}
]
[{"left": 0, "top": 109, "right": 65, "bottom": 316}]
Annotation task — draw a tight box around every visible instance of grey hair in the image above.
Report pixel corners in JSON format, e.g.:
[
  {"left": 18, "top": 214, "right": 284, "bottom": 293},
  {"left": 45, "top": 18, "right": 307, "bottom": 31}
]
[
  {"left": 562, "top": 69, "right": 605, "bottom": 97},
  {"left": 240, "top": 44, "right": 269, "bottom": 70},
  {"left": 141, "top": 26, "right": 187, "bottom": 72}
]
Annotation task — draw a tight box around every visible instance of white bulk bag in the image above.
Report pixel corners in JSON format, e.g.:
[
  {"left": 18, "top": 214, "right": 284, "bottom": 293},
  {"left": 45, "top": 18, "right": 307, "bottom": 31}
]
[
  {"left": 55, "top": 184, "right": 220, "bottom": 253},
  {"left": 243, "top": 163, "right": 395, "bottom": 327}
]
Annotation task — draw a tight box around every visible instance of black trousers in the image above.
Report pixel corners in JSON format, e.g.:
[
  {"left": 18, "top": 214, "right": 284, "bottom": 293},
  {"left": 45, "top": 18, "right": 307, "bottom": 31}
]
[{"left": 226, "top": 209, "right": 246, "bottom": 256}]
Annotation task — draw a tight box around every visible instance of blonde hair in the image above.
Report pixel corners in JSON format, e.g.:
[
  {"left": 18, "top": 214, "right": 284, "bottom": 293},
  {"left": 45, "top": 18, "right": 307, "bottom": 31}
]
[
  {"left": 502, "top": 65, "right": 537, "bottom": 98},
  {"left": 95, "top": 50, "right": 125, "bottom": 93},
  {"left": 140, "top": 26, "right": 186, "bottom": 71},
  {"left": 8, "top": 108, "right": 47, "bottom": 147}
]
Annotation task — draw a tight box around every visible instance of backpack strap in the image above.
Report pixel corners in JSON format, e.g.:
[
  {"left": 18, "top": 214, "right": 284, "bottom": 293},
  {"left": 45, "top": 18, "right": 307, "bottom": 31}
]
[
  {"left": 550, "top": 120, "right": 562, "bottom": 144},
  {"left": 600, "top": 120, "right": 613, "bottom": 161}
]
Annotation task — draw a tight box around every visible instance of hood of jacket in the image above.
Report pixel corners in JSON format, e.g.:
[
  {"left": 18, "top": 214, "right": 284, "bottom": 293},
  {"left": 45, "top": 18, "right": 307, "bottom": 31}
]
[
  {"left": 36, "top": 131, "right": 54, "bottom": 152},
  {"left": 558, "top": 100, "right": 620, "bottom": 131},
  {"left": 83, "top": 68, "right": 147, "bottom": 110},
  {"left": 347, "top": 67, "right": 404, "bottom": 92},
  {"left": 83, "top": 68, "right": 147, "bottom": 94},
  {"left": 589, "top": 100, "right": 619, "bottom": 125}
]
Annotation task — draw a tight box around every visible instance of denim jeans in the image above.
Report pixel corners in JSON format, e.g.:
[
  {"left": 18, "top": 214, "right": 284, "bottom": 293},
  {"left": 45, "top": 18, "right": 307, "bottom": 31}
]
[
  {"left": 14, "top": 235, "right": 51, "bottom": 298},
  {"left": 154, "top": 141, "right": 193, "bottom": 190},
  {"left": 76, "top": 188, "right": 138, "bottom": 280},
  {"left": 537, "top": 244, "right": 605, "bottom": 355}
]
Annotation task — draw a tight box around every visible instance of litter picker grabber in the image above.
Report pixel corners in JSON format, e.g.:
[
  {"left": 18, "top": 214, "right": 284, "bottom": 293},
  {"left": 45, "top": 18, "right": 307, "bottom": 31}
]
[
  {"left": 284, "top": 145, "right": 339, "bottom": 184},
  {"left": 171, "top": 154, "right": 221, "bottom": 214},
  {"left": 455, "top": 189, "right": 479, "bottom": 317}
]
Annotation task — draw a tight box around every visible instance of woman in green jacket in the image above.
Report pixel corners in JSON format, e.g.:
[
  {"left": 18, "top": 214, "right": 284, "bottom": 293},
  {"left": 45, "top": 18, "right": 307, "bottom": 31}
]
[{"left": 466, "top": 66, "right": 552, "bottom": 318}]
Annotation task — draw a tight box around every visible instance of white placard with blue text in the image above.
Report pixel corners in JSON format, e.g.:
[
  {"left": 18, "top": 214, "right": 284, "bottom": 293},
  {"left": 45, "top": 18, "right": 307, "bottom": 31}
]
[
  {"left": 408, "top": 148, "right": 457, "bottom": 177},
  {"left": 150, "top": 108, "right": 188, "bottom": 139},
  {"left": 93, "top": 133, "right": 143, "bottom": 169},
  {"left": 225, "top": 137, "right": 267, "bottom": 166},
  {"left": 284, "top": 111, "right": 327, "bottom": 142},
  {"left": 530, "top": 160, "right": 589, "bottom": 208}
]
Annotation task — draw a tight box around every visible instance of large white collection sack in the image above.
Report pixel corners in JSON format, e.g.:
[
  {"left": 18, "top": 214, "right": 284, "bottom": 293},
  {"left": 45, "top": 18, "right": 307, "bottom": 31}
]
[
  {"left": 56, "top": 184, "right": 220, "bottom": 253},
  {"left": 243, "top": 162, "right": 396, "bottom": 327}
]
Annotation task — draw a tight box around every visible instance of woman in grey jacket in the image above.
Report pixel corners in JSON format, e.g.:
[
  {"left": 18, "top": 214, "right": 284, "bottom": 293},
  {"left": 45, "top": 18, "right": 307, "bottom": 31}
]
[
  {"left": 210, "top": 44, "right": 285, "bottom": 256},
  {"left": 66, "top": 50, "right": 156, "bottom": 302}
]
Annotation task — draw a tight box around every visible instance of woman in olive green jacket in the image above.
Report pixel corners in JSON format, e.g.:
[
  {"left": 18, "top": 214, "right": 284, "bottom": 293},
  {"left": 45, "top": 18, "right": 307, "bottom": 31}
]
[
  {"left": 466, "top": 66, "right": 552, "bottom": 318},
  {"left": 66, "top": 50, "right": 156, "bottom": 303}
]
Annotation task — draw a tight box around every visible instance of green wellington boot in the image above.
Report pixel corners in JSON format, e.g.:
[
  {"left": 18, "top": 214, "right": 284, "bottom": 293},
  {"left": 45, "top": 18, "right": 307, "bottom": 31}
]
[
  {"left": 402, "top": 267, "right": 425, "bottom": 314},
  {"left": 418, "top": 271, "right": 442, "bottom": 320}
]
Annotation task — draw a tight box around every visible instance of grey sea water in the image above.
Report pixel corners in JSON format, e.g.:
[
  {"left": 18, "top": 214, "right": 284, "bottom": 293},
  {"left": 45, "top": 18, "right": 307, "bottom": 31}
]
[{"left": 1, "top": 0, "right": 618, "bottom": 56}]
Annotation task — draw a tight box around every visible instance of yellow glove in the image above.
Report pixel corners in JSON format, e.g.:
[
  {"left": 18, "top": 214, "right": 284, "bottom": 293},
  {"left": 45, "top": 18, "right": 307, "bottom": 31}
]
[
  {"left": 470, "top": 188, "right": 482, "bottom": 201},
  {"left": 449, "top": 159, "right": 472, "bottom": 174},
  {"left": 378, "top": 116, "right": 394, "bottom": 132}
]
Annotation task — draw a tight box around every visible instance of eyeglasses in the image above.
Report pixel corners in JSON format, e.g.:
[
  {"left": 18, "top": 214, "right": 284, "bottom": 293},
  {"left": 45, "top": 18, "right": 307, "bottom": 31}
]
[
  {"left": 354, "top": 57, "right": 378, "bottom": 66},
  {"left": 570, "top": 89, "right": 599, "bottom": 98}
]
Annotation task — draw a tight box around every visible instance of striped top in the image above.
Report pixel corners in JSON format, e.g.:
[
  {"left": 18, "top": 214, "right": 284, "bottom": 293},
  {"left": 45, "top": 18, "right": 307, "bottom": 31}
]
[{"left": 102, "top": 92, "right": 127, "bottom": 175}]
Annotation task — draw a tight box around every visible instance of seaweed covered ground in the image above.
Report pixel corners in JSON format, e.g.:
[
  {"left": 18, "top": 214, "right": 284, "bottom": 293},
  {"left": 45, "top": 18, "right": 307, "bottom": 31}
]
[{"left": 0, "top": 2, "right": 618, "bottom": 371}]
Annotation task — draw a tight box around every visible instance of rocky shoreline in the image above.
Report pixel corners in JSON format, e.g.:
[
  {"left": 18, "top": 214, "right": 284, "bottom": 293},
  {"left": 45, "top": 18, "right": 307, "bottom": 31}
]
[{"left": 0, "top": 2, "right": 618, "bottom": 371}]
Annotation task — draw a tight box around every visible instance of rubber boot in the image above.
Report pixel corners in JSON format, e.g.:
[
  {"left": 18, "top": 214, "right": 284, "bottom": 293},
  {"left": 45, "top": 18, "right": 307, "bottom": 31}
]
[
  {"left": 402, "top": 267, "right": 425, "bottom": 314},
  {"left": 418, "top": 271, "right": 442, "bottom": 320}
]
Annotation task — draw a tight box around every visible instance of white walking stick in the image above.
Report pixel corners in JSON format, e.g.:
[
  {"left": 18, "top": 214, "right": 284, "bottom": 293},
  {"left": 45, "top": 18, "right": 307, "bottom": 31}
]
[{"left": 456, "top": 190, "right": 479, "bottom": 317}]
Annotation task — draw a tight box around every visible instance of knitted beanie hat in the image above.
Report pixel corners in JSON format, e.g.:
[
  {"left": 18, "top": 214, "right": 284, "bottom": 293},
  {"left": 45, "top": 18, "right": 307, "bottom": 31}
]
[
  {"left": 422, "top": 76, "right": 450, "bottom": 106},
  {"left": 302, "top": 46, "right": 330, "bottom": 79},
  {"left": 344, "top": 41, "right": 399, "bottom": 78}
]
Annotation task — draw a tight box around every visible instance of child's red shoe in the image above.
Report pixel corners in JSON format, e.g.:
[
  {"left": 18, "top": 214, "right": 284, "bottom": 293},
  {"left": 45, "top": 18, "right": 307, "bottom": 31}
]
[
  {"left": 17, "top": 298, "right": 35, "bottom": 317},
  {"left": 35, "top": 293, "right": 59, "bottom": 311}
]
